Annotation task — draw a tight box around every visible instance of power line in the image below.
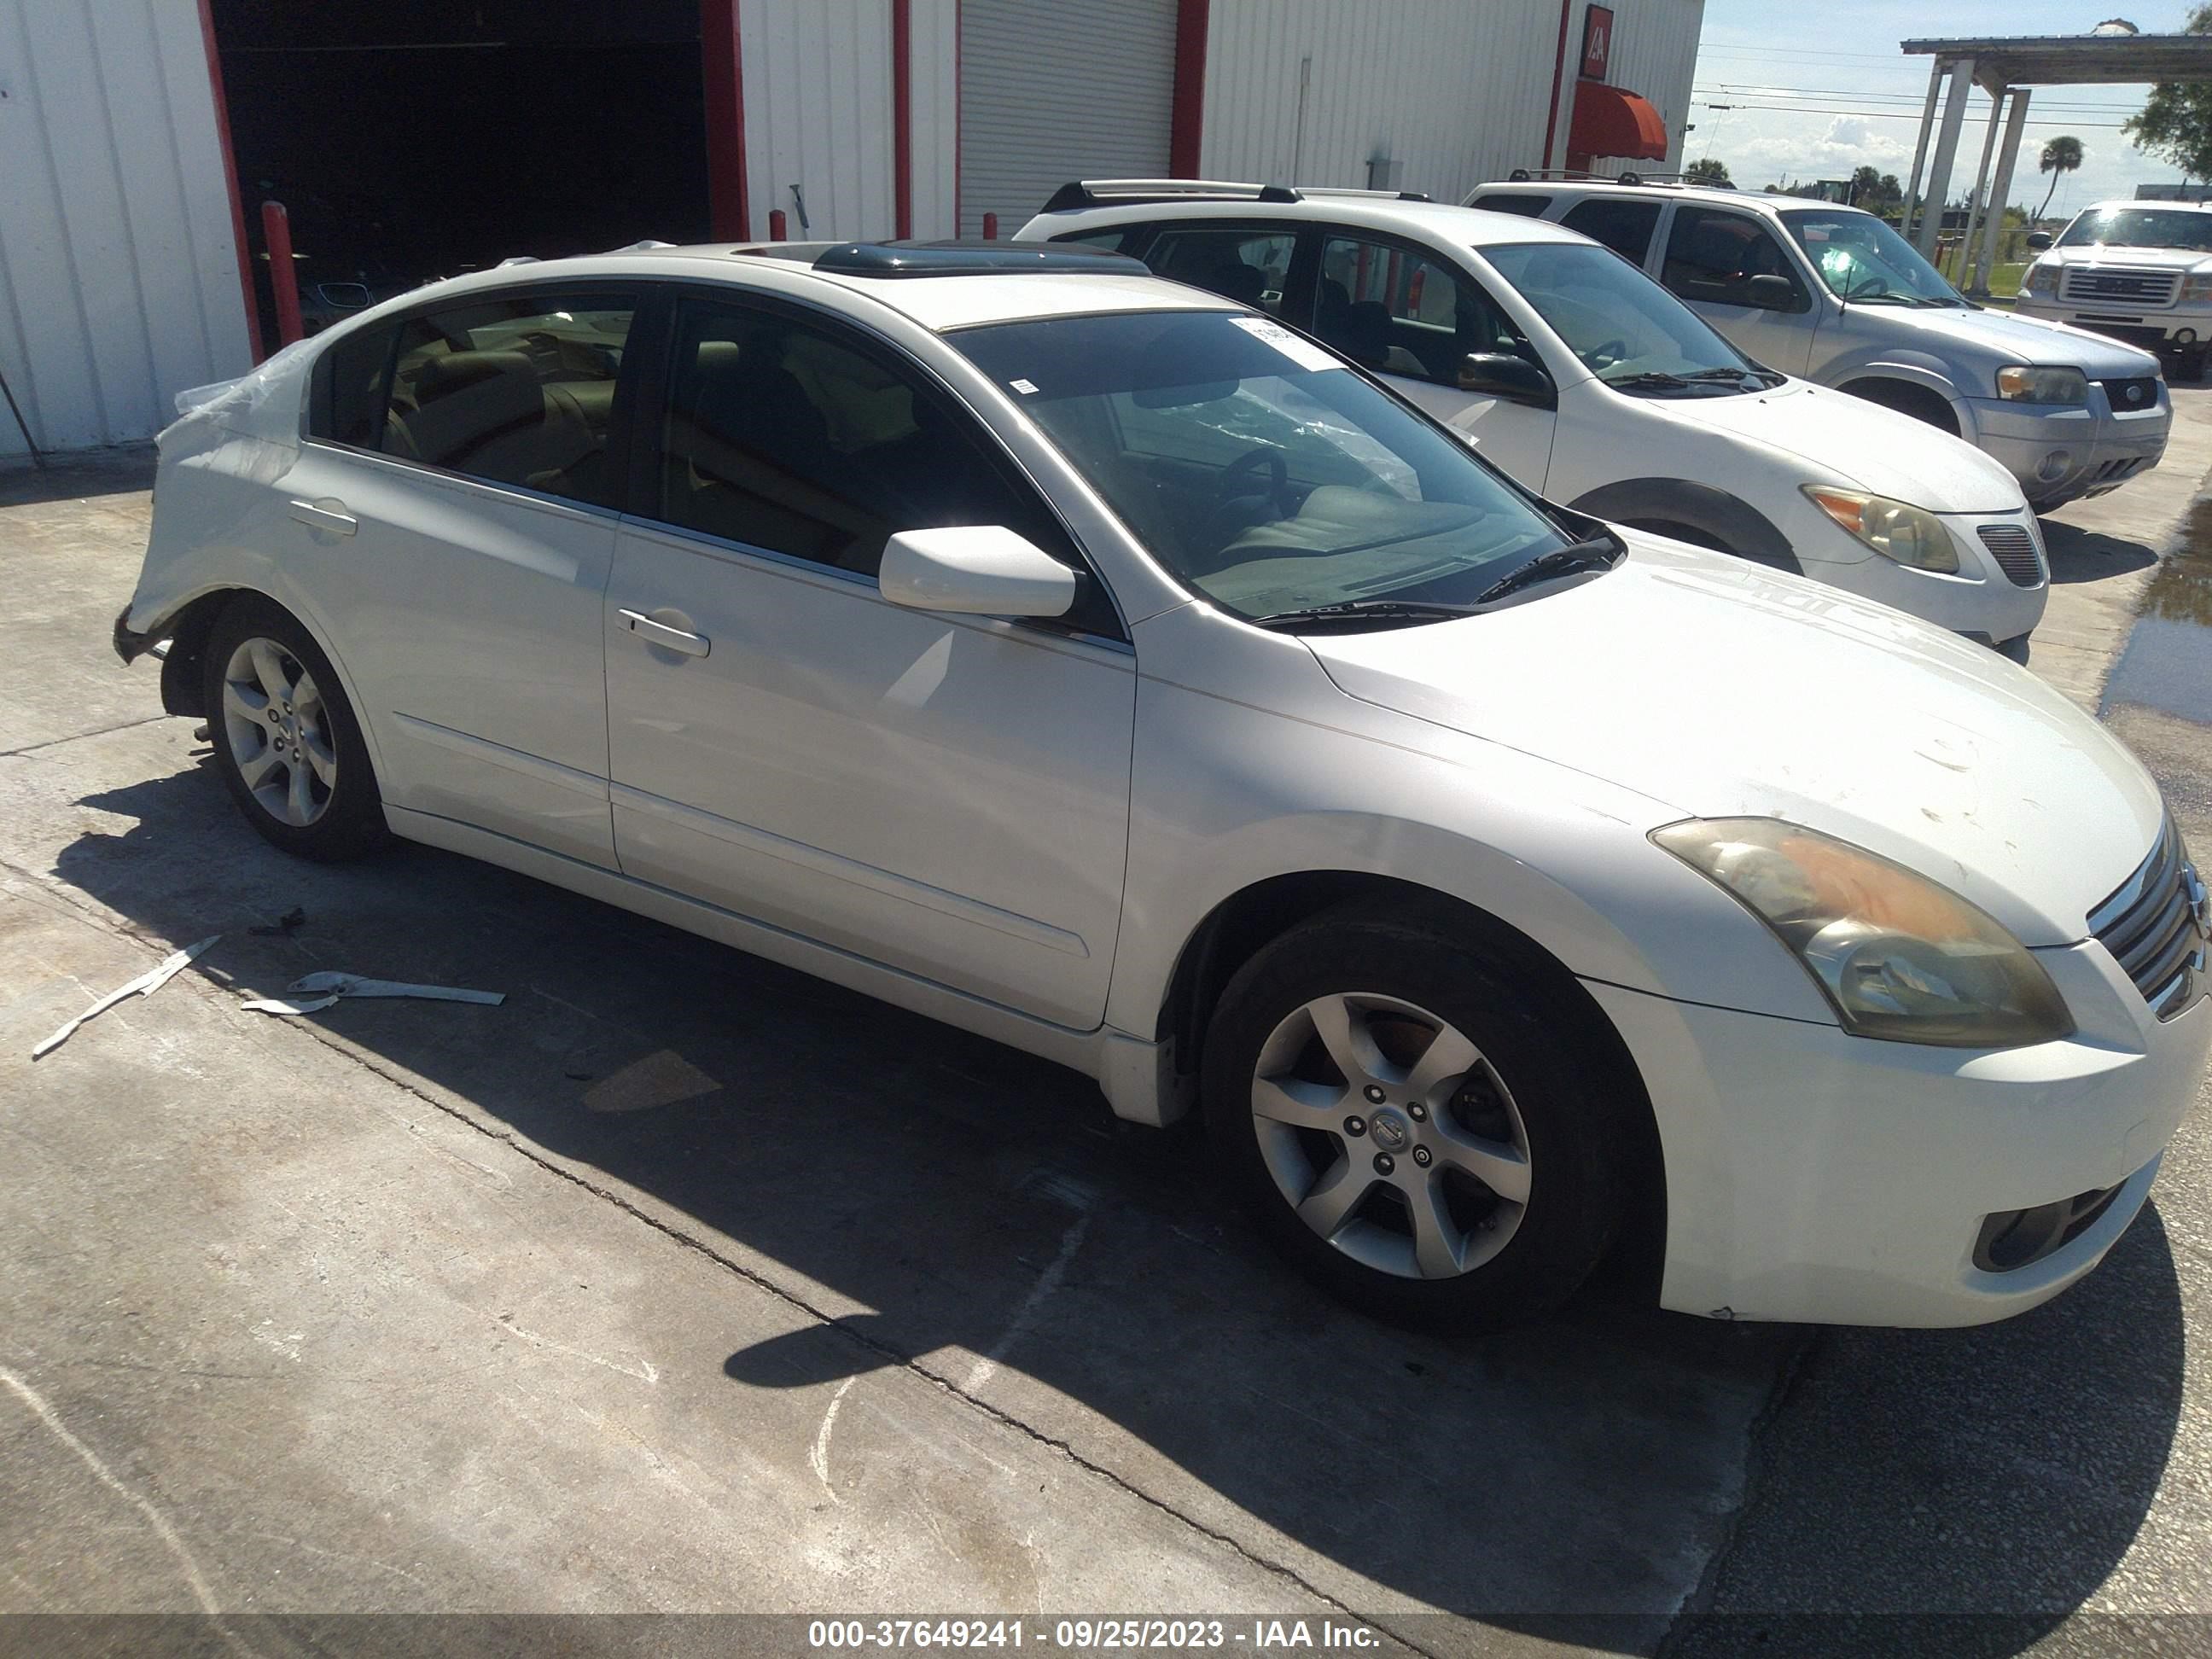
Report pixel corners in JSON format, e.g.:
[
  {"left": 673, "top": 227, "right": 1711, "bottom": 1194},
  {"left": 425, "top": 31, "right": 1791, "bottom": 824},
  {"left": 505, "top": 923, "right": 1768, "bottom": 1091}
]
[
  {"left": 1690, "top": 98, "right": 2139, "bottom": 129},
  {"left": 1695, "top": 82, "right": 2142, "bottom": 111}
]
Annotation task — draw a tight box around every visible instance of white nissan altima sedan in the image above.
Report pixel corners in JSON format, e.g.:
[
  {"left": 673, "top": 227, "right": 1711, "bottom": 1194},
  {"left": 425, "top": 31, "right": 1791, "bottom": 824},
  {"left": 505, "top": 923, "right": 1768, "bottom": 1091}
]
[{"left": 116, "top": 242, "right": 2209, "bottom": 1330}]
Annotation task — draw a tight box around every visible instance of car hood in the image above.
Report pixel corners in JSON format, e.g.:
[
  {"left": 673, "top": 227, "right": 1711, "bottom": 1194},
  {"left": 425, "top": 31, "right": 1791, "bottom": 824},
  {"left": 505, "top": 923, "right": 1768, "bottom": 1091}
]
[
  {"left": 1871, "top": 302, "right": 2163, "bottom": 375},
  {"left": 1661, "top": 379, "right": 2025, "bottom": 511},
  {"left": 1305, "top": 535, "right": 2163, "bottom": 946},
  {"left": 2047, "top": 245, "right": 2212, "bottom": 271}
]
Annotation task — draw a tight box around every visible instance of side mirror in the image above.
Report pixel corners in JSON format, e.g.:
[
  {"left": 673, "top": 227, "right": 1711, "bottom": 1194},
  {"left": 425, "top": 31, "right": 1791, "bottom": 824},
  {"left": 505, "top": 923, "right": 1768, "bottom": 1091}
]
[
  {"left": 1457, "top": 352, "right": 1557, "bottom": 409},
  {"left": 879, "top": 525, "right": 1076, "bottom": 618},
  {"left": 2025, "top": 230, "right": 2053, "bottom": 251},
  {"left": 1744, "top": 273, "right": 1799, "bottom": 311}
]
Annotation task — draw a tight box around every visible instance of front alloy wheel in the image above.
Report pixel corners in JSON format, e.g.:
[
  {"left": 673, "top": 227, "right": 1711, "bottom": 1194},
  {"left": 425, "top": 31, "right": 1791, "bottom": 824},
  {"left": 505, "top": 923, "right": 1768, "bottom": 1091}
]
[
  {"left": 1202, "top": 905, "right": 1634, "bottom": 1329},
  {"left": 1250, "top": 992, "right": 1531, "bottom": 1280}
]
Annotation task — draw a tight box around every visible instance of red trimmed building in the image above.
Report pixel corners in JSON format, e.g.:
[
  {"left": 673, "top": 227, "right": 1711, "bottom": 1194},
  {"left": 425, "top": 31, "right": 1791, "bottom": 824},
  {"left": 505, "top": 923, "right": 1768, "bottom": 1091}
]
[{"left": 0, "top": 0, "right": 1702, "bottom": 458}]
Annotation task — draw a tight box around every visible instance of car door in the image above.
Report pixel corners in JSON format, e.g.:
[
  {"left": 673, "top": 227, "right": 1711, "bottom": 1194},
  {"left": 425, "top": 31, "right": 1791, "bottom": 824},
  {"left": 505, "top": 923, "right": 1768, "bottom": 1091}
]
[
  {"left": 1301, "top": 229, "right": 1557, "bottom": 491},
  {"left": 602, "top": 293, "right": 1136, "bottom": 1029},
  {"left": 1656, "top": 205, "right": 1817, "bottom": 373},
  {"left": 287, "top": 284, "right": 642, "bottom": 866}
]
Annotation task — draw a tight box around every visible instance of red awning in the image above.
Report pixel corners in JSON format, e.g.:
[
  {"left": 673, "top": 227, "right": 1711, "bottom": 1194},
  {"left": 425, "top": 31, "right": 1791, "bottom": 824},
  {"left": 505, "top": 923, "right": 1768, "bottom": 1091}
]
[{"left": 1569, "top": 81, "right": 1668, "bottom": 162}]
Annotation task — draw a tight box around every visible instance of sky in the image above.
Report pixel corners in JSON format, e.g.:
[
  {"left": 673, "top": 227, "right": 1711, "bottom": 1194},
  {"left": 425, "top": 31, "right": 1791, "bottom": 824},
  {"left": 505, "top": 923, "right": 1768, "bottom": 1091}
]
[{"left": 1689, "top": 1, "right": 2201, "bottom": 216}]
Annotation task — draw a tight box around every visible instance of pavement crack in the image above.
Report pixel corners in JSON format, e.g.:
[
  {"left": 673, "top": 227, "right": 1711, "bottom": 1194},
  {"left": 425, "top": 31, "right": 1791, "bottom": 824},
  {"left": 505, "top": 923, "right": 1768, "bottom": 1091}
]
[
  {"left": 1655, "top": 1324, "right": 1823, "bottom": 1653},
  {"left": 0, "top": 714, "right": 173, "bottom": 758},
  {"left": 218, "top": 992, "right": 1439, "bottom": 1639},
  {"left": 7, "top": 870, "right": 1436, "bottom": 1646}
]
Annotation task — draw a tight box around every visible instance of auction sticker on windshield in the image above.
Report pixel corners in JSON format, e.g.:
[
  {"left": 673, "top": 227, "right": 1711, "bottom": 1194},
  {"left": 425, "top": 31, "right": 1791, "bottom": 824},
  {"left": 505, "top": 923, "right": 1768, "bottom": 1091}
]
[{"left": 1229, "top": 315, "right": 1342, "bottom": 373}]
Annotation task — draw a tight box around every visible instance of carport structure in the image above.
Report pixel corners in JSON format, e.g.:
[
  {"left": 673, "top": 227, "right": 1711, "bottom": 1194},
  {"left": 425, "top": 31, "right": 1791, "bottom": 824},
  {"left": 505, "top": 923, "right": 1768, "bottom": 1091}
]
[{"left": 1900, "top": 31, "right": 2212, "bottom": 296}]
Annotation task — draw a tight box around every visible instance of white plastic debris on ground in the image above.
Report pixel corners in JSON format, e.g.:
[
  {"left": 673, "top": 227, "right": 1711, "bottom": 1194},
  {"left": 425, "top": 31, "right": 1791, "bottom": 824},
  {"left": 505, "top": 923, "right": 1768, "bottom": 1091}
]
[
  {"left": 32, "top": 937, "right": 220, "bottom": 1059},
  {"left": 241, "top": 971, "right": 505, "bottom": 1017}
]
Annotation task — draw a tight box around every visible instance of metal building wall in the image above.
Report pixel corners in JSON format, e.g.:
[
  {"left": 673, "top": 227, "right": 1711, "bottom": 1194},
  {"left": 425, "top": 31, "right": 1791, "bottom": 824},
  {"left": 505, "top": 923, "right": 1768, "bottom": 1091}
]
[
  {"left": 738, "top": 0, "right": 958, "bottom": 244},
  {"left": 1579, "top": 0, "right": 1705, "bottom": 176},
  {"left": 1197, "top": 0, "right": 1563, "bottom": 202},
  {"left": 0, "top": 0, "right": 253, "bottom": 458},
  {"left": 740, "top": 0, "right": 897, "bottom": 244},
  {"left": 958, "top": 0, "right": 1177, "bottom": 236}
]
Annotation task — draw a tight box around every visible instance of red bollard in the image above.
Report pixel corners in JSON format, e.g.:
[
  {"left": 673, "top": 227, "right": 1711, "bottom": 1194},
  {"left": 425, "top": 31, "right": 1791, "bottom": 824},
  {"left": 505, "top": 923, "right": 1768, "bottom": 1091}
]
[
  {"left": 768, "top": 208, "right": 787, "bottom": 242},
  {"left": 982, "top": 212, "right": 998, "bottom": 240},
  {"left": 260, "top": 200, "right": 304, "bottom": 347}
]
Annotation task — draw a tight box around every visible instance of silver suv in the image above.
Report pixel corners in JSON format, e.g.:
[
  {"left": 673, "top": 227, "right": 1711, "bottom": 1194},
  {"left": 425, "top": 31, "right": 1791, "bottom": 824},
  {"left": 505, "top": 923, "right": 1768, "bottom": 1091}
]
[{"left": 1470, "top": 179, "right": 2169, "bottom": 510}]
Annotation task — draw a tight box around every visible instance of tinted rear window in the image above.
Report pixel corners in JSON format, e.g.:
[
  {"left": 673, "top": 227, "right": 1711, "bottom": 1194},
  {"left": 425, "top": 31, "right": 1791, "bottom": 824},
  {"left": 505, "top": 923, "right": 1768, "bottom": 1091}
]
[{"left": 1471, "top": 195, "right": 1552, "bottom": 218}]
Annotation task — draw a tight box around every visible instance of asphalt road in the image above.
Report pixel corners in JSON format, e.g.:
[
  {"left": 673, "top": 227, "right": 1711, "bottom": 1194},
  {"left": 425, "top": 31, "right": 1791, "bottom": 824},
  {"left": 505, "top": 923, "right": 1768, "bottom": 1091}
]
[{"left": 3, "top": 399, "right": 2209, "bottom": 1659}]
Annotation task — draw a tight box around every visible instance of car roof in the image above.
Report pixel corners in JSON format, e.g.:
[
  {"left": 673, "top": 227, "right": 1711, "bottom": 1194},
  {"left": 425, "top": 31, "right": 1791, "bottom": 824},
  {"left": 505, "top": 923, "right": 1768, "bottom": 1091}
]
[
  {"left": 2072, "top": 197, "right": 2212, "bottom": 214},
  {"left": 1031, "top": 193, "right": 1592, "bottom": 250},
  {"left": 1477, "top": 179, "right": 1867, "bottom": 219},
  {"left": 318, "top": 242, "right": 1237, "bottom": 336}
]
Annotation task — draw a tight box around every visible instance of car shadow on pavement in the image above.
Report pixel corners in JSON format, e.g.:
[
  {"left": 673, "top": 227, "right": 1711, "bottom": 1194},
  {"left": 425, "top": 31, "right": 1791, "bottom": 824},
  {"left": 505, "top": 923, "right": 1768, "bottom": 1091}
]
[
  {"left": 2039, "top": 520, "right": 2159, "bottom": 585},
  {"left": 48, "top": 760, "right": 2186, "bottom": 1648}
]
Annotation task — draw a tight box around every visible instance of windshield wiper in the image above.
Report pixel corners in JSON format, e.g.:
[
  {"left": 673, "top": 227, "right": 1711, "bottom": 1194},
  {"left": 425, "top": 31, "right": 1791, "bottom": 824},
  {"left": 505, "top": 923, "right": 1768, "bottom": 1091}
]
[
  {"left": 1599, "top": 370, "right": 1691, "bottom": 389},
  {"left": 1470, "top": 536, "right": 1625, "bottom": 605},
  {"left": 1249, "top": 597, "right": 1487, "bottom": 632}
]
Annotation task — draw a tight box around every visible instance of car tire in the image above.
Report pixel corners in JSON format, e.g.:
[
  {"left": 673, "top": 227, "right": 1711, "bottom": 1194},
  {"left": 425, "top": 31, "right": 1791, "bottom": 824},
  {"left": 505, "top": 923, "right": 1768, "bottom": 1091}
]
[
  {"left": 1200, "top": 903, "right": 1634, "bottom": 1330},
  {"left": 201, "top": 594, "right": 387, "bottom": 861}
]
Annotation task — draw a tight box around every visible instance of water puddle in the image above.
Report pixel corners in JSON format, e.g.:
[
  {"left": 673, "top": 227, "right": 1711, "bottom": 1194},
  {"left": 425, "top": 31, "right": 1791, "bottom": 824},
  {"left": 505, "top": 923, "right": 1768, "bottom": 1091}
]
[{"left": 2099, "top": 494, "right": 2212, "bottom": 726}]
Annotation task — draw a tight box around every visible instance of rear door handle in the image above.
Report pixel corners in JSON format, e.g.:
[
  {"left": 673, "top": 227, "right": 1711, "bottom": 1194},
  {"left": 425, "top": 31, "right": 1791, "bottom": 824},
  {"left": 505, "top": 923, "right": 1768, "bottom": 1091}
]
[
  {"left": 288, "top": 498, "right": 357, "bottom": 537},
  {"left": 618, "top": 608, "right": 711, "bottom": 657}
]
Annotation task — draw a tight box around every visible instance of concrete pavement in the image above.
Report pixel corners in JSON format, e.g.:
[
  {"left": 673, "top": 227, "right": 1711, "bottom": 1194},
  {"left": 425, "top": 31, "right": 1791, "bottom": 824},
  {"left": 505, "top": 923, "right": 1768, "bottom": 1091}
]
[{"left": 3, "top": 395, "right": 2211, "bottom": 1656}]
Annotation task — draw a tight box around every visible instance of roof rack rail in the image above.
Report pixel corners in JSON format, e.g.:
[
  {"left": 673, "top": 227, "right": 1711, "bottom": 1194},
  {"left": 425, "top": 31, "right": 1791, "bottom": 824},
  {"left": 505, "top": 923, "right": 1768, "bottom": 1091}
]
[
  {"left": 1297, "top": 185, "right": 1433, "bottom": 202},
  {"left": 807, "top": 241, "right": 1150, "bottom": 279},
  {"left": 1042, "top": 178, "right": 1301, "bottom": 212},
  {"left": 1040, "top": 178, "right": 1431, "bottom": 212},
  {"left": 1503, "top": 168, "right": 1685, "bottom": 187}
]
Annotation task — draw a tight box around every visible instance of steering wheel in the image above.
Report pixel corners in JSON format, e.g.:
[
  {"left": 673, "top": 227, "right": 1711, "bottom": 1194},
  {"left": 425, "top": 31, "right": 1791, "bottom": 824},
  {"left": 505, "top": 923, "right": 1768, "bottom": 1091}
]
[
  {"left": 1197, "top": 445, "right": 1297, "bottom": 559},
  {"left": 1217, "top": 445, "right": 1292, "bottom": 510},
  {"left": 1586, "top": 338, "right": 1631, "bottom": 370},
  {"left": 1842, "top": 276, "right": 1892, "bottom": 300}
]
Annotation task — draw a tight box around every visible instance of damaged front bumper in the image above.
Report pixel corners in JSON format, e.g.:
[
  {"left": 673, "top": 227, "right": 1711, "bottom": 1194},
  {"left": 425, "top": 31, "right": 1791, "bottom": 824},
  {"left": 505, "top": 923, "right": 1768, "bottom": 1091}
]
[{"left": 113, "top": 603, "right": 160, "bottom": 666}]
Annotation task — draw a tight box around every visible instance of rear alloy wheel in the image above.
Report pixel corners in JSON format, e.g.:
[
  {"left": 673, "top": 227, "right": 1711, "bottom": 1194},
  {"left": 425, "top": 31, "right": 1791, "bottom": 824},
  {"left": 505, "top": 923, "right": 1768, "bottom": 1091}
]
[
  {"left": 1202, "top": 906, "right": 1632, "bottom": 1329},
  {"left": 220, "top": 636, "right": 338, "bottom": 830},
  {"left": 202, "top": 596, "right": 387, "bottom": 860}
]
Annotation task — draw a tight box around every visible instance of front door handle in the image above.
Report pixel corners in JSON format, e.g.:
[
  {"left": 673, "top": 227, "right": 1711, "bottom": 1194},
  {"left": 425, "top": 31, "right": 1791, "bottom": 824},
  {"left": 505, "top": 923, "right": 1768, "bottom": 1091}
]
[
  {"left": 288, "top": 498, "right": 357, "bottom": 537},
  {"left": 618, "top": 608, "right": 711, "bottom": 658}
]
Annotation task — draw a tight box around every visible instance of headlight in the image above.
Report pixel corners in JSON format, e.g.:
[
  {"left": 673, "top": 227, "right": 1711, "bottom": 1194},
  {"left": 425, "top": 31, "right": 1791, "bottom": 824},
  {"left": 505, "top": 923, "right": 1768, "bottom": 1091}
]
[
  {"left": 2180, "top": 271, "right": 2212, "bottom": 304},
  {"left": 1653, "top": 818, "right": 2073, "bottom": 1048},
  {"left": 1802, "top": 486, "right": 1959, "bottom": 573},
  {"left": 1996, "top": 364, "right": 2087, "bottom": 404},
  {"left": 2021, "top": 262, "right": 2059, "bottom": 298}
]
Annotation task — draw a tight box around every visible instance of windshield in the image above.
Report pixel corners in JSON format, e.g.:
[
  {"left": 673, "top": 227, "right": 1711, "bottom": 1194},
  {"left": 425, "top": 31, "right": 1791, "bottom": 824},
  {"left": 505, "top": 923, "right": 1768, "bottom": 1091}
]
[
  {"left": 2058, "top": 207, "right": 2212, "bottom": 253},
  {"left": 1479, "top": 242, "right": 1766, "bottom": 394},
  {"left": 953, "top": 311, "right": 1573, "bottom": 622},
  {"left": 1781, "top": 211, "right": 1964, "bottom": 307}
]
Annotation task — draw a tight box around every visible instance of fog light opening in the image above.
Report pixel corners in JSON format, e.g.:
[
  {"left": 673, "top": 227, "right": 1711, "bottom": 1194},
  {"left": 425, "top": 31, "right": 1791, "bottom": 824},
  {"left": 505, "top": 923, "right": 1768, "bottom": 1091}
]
[
  {"left": 2036, "top": 450, "right": 2074, "bottom": 483},
  {"left": 2177, "top": 328, "right": 2198, "bottom": 346}
]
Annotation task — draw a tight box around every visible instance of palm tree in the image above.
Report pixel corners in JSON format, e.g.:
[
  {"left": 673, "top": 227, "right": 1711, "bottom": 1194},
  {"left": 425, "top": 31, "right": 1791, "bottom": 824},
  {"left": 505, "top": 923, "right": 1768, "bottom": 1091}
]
[{"left": 2037, "top": 136, "right": 2084, "bottom": 219}]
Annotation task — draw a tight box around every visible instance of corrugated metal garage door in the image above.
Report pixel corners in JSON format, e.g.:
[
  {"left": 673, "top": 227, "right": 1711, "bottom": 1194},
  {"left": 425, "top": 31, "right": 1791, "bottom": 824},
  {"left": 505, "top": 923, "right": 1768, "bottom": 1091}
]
[{"left": 958, "top": 0, "right": 1176, "bottom": 236}]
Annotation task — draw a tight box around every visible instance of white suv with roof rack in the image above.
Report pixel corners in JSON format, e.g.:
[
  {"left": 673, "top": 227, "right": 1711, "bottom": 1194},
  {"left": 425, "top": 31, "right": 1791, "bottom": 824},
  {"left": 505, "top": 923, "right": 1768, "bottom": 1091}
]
[
  {"left": 114, "top": 236, "right": 2206, "bottom": 1332},
  {"left": 2015, "top": 198, "right": 2212, "bottom": 380},
  {"left": 1467, "top": 177, "right": 2170, "bottom": 510},
  {"left": 1021, "top": 178, "right": 2052, "bottom": 649}
]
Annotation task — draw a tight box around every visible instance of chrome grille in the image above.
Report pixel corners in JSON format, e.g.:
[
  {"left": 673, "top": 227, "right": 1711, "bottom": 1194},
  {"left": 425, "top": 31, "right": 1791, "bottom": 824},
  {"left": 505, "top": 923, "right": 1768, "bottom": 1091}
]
[
  {"left": 2060, "top": 266, "right": 2180, "bottom": 306},
  {"left": 1976, "top": 524, "right": 2045, "bottom": 588},
  {"left": 2089, "top": 821, "right": 2209, "bottom": 1019}
]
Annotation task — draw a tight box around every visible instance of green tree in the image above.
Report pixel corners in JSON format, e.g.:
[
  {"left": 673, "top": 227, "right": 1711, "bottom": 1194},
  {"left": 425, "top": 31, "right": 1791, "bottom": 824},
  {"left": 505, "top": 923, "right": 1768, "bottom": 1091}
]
[
  {"left": 1685, "top": 156, "right": 1731, "bottom": 186},
  {"left": 2035, "top": 135, "right": 2085, "bottom": 218},
  {"left": 2124, "top": 3, "right": 2212, "bottom": 184},
  {"left": 1848, "top": 165, "right": 1882, "bottom": 206}
]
